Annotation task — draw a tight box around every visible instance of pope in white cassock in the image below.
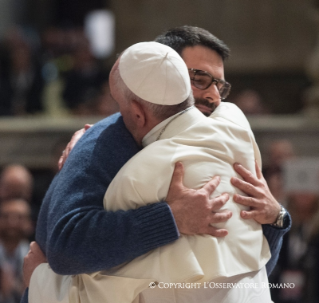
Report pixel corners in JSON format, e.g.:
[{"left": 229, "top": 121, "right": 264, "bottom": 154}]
[{"left": 29, "top": 42, "right": 273, "bottom": 303}]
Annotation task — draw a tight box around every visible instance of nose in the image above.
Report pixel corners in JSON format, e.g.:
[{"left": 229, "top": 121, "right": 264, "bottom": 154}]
[{"left": 202, "top": 84, "right": 221, "bottom": 107}]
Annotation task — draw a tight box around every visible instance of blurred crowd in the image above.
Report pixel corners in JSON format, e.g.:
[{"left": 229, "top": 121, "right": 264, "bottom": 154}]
[
  {"left": 0, "top": 25, "right": 118, "bottom": 118},
  {"left": 263, "top": 140, "right": 319, "bottom": 303},
  {"left": 0, "top": 25, "right": 276, "bottom": 119}
]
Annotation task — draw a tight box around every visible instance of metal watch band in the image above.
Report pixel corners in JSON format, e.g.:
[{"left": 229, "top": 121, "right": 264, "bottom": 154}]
[{"left": 271, "top": 205, "right": 286, "bottom": 228}]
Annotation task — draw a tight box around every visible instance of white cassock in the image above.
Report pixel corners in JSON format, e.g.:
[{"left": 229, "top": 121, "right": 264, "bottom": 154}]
[{"left": 29, "top": 103, "right": 272, "bottom": 303}]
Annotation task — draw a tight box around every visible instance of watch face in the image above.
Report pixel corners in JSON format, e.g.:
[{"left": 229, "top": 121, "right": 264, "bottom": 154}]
[
  {"left": 271, "top": 206, "right": 288, "bottom": 228},
  {"left": 278, "top": 216, "right": 284, "bottom": 228},
  {"left": 277, "top": 208, "right": 287, "bottom": 227},
  {"left": 273, "top": 206, "right": 286, "bottom": 228}
]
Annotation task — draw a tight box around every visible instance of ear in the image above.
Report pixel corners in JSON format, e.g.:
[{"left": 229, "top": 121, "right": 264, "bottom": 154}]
[{"left": 131, "top": 100, "right": 147, "bottom": 128}]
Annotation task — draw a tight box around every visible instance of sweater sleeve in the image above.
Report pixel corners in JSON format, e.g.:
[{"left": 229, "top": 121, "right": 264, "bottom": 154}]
[
  {"left": 263, "top": 212, "right": 292, "bottom": 275},
  {"left": 20, "top": 288, "right": 28, "bottom": 303},
  {"left": 36, "top": 115, "right": 179, "bottom": 276},
  {"left": 45, "top": 202, "right": 178, "bottom": 275}
]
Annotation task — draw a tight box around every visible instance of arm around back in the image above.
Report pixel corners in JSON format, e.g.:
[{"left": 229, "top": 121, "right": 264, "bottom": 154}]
[{"left": 37, "top": 114, "right": 179, "bottom": 275}]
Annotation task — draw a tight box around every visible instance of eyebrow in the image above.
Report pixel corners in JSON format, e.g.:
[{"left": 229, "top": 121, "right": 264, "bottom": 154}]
[{"left": 190, "top": 68, "right": 226, "bottom": 82}]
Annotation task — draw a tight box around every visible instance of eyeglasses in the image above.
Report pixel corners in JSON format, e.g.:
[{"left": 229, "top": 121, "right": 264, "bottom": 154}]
[{"left": 188, "top": 68, "right": 231, "bottom": 100}]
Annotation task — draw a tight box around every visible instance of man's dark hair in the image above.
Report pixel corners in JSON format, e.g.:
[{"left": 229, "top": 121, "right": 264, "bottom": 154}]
[{"left": 155, "top": 25, "right": 230, "bottom": 60}]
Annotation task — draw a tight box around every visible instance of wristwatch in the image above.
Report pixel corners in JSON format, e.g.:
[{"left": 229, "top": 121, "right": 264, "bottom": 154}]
[{"left": 271, "top": 205, "right": 287, "bottom": 228}]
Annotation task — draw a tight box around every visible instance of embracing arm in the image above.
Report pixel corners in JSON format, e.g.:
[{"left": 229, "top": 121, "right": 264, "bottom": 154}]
[
  {"left": 231, "top": 161, "right": 291, "bottom": 275},
  {"left": 58, "top": 124, "right": 93, "bottom": 170},
  {"left": 42, "top": 164, "right": 229, "bottom": 276},
  {"left": 40, "top": 167, "right": 178, "bottom": 275},
  {"left": 22, "top": 201, "right": 178, "bottom": 303},
  {"left": 25, "top": 162, "right": 230, "bottom": 303},
  {"left": 37, "top": 118, "right": 171, "bottom": 275},
  {"left": 45, "top": 203, "right": 178, "bottom": 274}
]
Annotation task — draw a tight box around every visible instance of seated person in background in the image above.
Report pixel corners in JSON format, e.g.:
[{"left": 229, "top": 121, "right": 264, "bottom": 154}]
[
  {"left": 29, "top": 42, "right": 272, "bottom": 303},
  {"left": 270, "top": 192, "right": 319, "bottom": 303},
  {"left": 0, "top": 199, "right": 33, "bottom": 303},
  {"left": 0, "top": 165, "right": 33, "bottom": 203},
  {"left": 231, "top": 89, "right": 269, "bottom": 116}
]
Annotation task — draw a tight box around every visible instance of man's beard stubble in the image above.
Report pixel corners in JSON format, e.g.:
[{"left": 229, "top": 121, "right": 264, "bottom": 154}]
[{"left": 195, "top": 98, "right": 218, "bottom": 117}]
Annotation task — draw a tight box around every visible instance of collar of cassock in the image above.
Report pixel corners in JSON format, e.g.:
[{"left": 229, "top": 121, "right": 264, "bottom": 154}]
[{"left": 142, "top": 106, "right": 205, "bottom": 147}]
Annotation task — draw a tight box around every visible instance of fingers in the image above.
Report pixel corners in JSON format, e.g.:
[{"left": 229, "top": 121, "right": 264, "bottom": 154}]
[
  {"left": 167, "top": 166, "right": 231, "bottom": 237},
  {"left": 29, "top": 241, "right": 37, "bottom": 252},
  {"left": 58, "top": 155, "right": 64, "bottom": 171},
  {"left": 233, "top": 163, "right": 259, "bottom": 186},
  {"left": 210, "top": 193, "right": 229, "bottom": 212},
  {"left": 240, "top": 209, "right": 258, "bottom": 220},
  {"left": 84, "top": 124, "right": 93, "bottom": 130},
  {"left": 166, "top": 162, "right": 185, "bottom": 203},
  {"left": 231, "top": 176, "right": 261, "bottom": 198},
  {"left": 210, "top": 210, "right": 232, "bottom": 223},
  {"left": 205, "top": 226, "right": 228, "bottom": 238},
  {"left": 255, "top": 160, "right": 263, "bottom": 179},
  {"left": 195, "top": 223, "right": 228, "bottom": 237},
  {"left": 58, "top": 128, "right": 86, "bottom": 171},
  {"left": 58, "top": 144, "right": 70, "bottom": 170},
  {"left": 202, "top": 176, "right": 221, "bottom": 197},
  {"left": 58, "top": 144, "right": 71, "bottom": 171},
  {"left": 233, "top": 194, "right": 258, "bottom": 208},
  {"left": 232, "top": 162, "right": 283, "bottom": 224},
  {"left": 30, "top": 241, "right": 42, "bottom": 254},
  {"left": 69, "top": 129, "right": 86, "bottom": 150},
  {"left": 171, "top": 162, "right": 184, "bottom": 186},
  {"left": 29, "top": 241, "right": 47, "bottom": 262}
]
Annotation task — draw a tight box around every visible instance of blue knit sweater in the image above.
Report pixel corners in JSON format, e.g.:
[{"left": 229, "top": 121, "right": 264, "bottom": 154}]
[{"left": 21, "top": 113, "right": 290, "bottom": 303}]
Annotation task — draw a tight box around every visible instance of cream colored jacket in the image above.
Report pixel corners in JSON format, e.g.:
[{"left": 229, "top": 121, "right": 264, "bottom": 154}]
[{"left": 29, "top": 103, "right": 270, "bottom": 303}]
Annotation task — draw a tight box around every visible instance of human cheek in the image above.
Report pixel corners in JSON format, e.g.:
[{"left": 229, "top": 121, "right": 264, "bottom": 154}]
[{"left": 191, "top": 85, "right": 203, "bottom": 100}]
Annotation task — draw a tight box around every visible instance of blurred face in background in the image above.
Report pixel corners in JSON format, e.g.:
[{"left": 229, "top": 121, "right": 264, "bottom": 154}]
[
  {"left": 0, "top": 165, "right": 33, "bottom": 202},
  {"left": 289, "top": 193, "right": 318, "bottom": 212},
  {"left": 269, "top": 140, "right": 295, "bottom": 168},
  {"left": 0, "top": 199, "right": 33, "bottom": 242}
]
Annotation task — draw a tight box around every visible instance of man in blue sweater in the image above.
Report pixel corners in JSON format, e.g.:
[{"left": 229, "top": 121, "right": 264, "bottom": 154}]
[{"left": 22, "top": 26, "right": 291, "bottom": 302}]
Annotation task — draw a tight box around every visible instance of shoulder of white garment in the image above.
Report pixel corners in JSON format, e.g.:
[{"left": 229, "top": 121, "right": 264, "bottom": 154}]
[
  {"left": 210, "top": 102, "right": 262, "bottom": 168},
  {"left": 210, "top": 102, "right": 252, "bottom": 131}
]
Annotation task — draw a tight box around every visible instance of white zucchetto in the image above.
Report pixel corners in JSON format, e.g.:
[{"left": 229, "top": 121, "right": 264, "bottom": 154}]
[{"left": 119, "top": 41, "right": 191, "bottom": 105}]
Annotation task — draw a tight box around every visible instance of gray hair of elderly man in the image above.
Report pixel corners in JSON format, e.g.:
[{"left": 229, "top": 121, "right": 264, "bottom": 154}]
[{"left": 112, "top": 64, "right": 194, "bottom": 121}]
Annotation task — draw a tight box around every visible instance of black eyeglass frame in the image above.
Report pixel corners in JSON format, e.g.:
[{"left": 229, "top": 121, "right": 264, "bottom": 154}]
[{"left": 188, "top": 68, "right": 231, "bottom": 100}]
